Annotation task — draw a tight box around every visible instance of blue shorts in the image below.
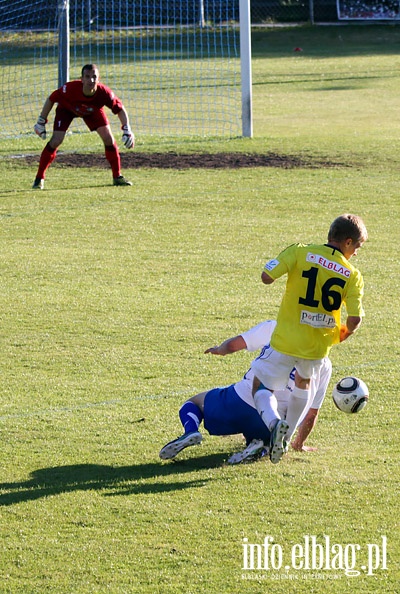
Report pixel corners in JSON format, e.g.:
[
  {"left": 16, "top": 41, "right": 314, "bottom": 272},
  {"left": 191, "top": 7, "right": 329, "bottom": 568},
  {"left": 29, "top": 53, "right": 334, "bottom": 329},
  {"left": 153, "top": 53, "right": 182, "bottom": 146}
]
[{"left": 203, "top": 385, "right": 271, "bottom": 444}]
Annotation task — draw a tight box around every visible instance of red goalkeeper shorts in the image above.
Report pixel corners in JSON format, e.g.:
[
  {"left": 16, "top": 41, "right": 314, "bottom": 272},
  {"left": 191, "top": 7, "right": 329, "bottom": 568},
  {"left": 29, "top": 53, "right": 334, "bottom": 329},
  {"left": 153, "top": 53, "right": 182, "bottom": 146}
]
[{"left": 53, "top": 106, "right": 110, "bottom": 132}]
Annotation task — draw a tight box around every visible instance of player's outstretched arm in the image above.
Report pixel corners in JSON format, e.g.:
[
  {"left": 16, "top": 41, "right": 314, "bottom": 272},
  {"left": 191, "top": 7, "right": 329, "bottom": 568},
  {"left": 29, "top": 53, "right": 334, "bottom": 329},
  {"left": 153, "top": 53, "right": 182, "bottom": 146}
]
[
  {"left": 204, "top": 335, "right": 246, "bottom": 356},
  {"left": 291, "top": 408, "right": 319, "bottom": 452}
]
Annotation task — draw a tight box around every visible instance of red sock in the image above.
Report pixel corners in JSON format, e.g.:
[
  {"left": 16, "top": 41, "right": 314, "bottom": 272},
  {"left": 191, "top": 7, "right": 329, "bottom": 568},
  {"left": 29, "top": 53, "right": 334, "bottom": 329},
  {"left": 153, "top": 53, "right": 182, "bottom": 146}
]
[
  {"left": 37, "top": 143, "right": 58, "bottom": 179},
  {"left": 105, "top": 142, "right": 121, "bottom": 178}
]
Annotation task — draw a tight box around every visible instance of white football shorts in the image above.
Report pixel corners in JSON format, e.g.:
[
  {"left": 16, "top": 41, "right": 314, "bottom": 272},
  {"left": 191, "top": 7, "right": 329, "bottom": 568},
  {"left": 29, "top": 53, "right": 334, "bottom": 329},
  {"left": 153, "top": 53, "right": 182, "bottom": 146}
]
[{"left": 251, "top": 345, "right": 323, "bottom": 390}]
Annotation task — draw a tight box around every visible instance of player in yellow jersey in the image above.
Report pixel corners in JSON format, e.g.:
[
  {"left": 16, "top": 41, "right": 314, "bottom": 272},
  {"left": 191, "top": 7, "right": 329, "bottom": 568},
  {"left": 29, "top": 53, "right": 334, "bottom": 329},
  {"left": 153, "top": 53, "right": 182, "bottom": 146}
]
[{"left": 251, "top": 213, "right": 368, "bottom": 464}]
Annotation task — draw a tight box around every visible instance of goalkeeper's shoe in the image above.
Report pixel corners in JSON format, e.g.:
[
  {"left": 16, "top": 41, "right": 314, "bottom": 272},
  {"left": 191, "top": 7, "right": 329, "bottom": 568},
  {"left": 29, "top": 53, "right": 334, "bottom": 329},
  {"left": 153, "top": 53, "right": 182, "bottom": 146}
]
[
  {"left": 269, "top": 419, "right": 289, "bottom": 464},
  {"left": 227, "top": 439, "right": 267, "bottom": 465},
  {"left": 32, "top": 178, "right": 44, "bottom": 190},
  {"left": 159, "top": 431, "right": 202, "bottom": 460},
  {"left": 113, "top": 175, "right": 132, "bottom": 186}
]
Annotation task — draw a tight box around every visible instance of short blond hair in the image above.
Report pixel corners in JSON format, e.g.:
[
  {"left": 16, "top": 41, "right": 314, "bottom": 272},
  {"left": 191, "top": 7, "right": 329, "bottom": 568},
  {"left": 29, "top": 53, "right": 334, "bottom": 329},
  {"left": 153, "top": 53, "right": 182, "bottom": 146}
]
[{"left": 328, "top": 214, "right": 368, "bottom": 243}]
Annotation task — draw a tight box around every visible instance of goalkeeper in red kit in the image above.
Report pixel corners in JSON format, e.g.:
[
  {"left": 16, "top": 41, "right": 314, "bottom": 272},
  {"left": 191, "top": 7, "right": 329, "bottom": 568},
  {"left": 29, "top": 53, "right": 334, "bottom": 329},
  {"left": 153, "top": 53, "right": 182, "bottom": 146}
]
[{"left": 32, "top": 64, "right": 134, "bottom": 189}]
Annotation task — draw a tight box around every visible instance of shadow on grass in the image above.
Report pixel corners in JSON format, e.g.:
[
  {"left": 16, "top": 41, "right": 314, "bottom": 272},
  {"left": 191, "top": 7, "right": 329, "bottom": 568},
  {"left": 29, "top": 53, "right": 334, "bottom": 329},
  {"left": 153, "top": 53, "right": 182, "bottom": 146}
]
[{"left": 0, "top": 453, "right": 227, "bottom": 506}]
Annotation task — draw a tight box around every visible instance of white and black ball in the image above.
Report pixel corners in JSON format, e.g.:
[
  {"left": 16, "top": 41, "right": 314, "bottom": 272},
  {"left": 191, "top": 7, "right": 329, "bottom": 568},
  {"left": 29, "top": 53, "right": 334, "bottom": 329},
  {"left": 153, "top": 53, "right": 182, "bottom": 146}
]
[{"left": 332, "top": 376, "right": 369, "bottom": 414}]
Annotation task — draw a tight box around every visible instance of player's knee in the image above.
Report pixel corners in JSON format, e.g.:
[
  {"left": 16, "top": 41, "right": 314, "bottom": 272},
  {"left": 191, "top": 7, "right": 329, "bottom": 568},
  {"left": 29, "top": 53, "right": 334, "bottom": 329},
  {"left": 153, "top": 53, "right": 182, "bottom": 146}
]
[
  {"left": 49, "top": 135, "right": 64, "bottom": 149},
  {"left": 189, "top": 391, "right": 207, "bottom": 410},
  {"left": 252, "top": 378, "right": 271, "bottom": 396},
  {"left": 97, "top": 126, "right": 114, "bottom": 146},
  {"left": 294, "top": 373, "right": 310, "bottom": 390}
]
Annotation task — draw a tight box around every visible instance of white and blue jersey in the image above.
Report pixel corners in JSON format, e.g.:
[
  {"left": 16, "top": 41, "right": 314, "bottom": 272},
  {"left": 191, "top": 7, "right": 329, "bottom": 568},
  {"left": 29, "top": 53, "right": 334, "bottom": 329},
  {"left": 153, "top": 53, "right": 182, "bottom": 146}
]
[{"left": 203, "top": 320, "right": 332, "bottom": 443}]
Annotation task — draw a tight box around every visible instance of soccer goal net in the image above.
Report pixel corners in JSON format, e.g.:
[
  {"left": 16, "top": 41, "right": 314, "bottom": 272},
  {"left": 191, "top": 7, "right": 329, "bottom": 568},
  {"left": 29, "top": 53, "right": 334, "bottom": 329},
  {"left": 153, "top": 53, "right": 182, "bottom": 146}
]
[{"left": 0, "top": 0, "right": 250, "bottom": 139}]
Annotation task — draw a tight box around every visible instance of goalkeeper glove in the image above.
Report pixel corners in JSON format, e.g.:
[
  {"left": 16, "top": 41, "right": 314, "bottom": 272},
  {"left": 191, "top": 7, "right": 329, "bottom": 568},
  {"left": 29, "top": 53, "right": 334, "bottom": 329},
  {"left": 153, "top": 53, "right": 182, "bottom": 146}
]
[
  {"left": 121, "top": 125, "right": 134, "bottom": 149},
  {"left": 34, "top": 116, "right": 47, "bottom": 140}
]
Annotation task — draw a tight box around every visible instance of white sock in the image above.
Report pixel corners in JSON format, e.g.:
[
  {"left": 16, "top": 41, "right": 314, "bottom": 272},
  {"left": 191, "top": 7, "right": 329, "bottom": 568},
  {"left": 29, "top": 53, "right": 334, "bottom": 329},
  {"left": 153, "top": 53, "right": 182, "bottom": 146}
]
[
  {"left": 285, "top": 387, "right": 311, "bottom": 441},
  {"left": 254, "top": 388, "right": 280, "bottom": 431}
]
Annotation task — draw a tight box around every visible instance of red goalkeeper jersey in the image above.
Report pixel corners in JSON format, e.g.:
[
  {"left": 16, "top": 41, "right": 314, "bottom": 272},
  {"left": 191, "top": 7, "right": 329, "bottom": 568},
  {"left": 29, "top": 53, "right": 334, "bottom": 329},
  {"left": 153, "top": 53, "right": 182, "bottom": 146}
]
[{"left": 49, "top": 80, "right": 123, "bottom": 118}]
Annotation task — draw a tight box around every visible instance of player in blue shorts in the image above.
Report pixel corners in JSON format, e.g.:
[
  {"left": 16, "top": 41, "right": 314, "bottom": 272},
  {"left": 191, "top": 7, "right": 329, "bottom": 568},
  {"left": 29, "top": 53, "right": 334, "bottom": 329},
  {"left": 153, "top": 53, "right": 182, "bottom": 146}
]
[{"left": 159, "top": 320, "right": 331, "bottom": 464}]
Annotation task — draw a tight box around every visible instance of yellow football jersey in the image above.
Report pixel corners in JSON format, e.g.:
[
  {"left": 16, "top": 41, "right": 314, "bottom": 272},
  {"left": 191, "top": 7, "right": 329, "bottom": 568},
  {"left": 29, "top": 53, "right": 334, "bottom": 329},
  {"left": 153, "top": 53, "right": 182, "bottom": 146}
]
[{"left": 264, "top": 243, "right": 364, "bottom": 359}]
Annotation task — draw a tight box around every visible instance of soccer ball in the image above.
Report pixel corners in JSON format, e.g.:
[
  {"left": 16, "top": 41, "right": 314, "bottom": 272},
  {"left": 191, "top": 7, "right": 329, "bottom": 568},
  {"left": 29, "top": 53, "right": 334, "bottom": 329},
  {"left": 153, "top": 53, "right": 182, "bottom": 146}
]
[{"left": 332, "top": 377, "right": 369, "bottom": 414}]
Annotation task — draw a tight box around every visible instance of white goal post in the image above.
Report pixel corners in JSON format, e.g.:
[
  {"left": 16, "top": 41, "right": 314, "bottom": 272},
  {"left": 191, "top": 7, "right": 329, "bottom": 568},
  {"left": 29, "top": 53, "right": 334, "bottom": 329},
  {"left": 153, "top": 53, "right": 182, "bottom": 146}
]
[
  {"left": 0, "top": 0, "right": 253, "bottom": 139},
  {"left": 240, "top": 0, "right": 253, "bottom": 138}
]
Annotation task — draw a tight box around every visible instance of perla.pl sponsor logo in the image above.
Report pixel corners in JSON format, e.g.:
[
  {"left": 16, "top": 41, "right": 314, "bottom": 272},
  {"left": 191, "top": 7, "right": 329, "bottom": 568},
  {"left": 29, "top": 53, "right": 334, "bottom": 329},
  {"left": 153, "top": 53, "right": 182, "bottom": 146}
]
[
  {"left": 306, "top": 253, "right": 351, "bottom": 278},
  {"left": 242, "top": 535, "right": 388, "bottom": 578},
  {"left": 300, "top": 311, "right": 336, "bottom": 328}
]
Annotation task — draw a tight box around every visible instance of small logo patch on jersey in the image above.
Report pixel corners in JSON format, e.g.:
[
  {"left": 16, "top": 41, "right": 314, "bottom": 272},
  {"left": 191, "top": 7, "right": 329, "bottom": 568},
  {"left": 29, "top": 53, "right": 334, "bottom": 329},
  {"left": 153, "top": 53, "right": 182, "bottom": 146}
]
[
  {"left": 306, "top": 253, "right": 351, "bottom": 278},
  {"left": 264, "top": 259, "right": 280, "bottom": 271},
  {"left": 300, "top": 310, "right": 335, "bottom": 328}
]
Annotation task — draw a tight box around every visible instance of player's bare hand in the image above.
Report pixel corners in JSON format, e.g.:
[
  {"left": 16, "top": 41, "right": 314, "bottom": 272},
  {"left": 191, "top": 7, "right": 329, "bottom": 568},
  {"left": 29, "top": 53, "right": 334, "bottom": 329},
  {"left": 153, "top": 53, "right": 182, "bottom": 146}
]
[
  {"left": 340, "top": 324, "right": 351, "bottom": 342},
  {"left": 34, "top": 116, "right": 47, "bottom": 140},
  {"left": 204, "top": 346, "right": 222, "bottom": 355},
  {"left": 121, "top": 125, "right": 134, "bottom": 149},
  {"left": 291, "top": 441, "right": 317, "bottom": 452}
]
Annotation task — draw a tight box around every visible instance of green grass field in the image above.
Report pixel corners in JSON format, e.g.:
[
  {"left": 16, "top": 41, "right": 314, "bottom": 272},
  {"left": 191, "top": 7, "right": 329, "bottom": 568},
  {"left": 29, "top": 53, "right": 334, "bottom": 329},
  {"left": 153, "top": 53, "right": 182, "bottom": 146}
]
[{"left": 0, "top": 25, "right": 399, "bottom": 593}]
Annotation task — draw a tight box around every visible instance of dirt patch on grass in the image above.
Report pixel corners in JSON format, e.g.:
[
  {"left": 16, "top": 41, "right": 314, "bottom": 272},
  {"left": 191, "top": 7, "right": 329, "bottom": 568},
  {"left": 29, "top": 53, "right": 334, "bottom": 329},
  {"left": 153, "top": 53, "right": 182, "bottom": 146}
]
[{"left": 19, "top": 151, "right": 345, "bottom": 170}]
